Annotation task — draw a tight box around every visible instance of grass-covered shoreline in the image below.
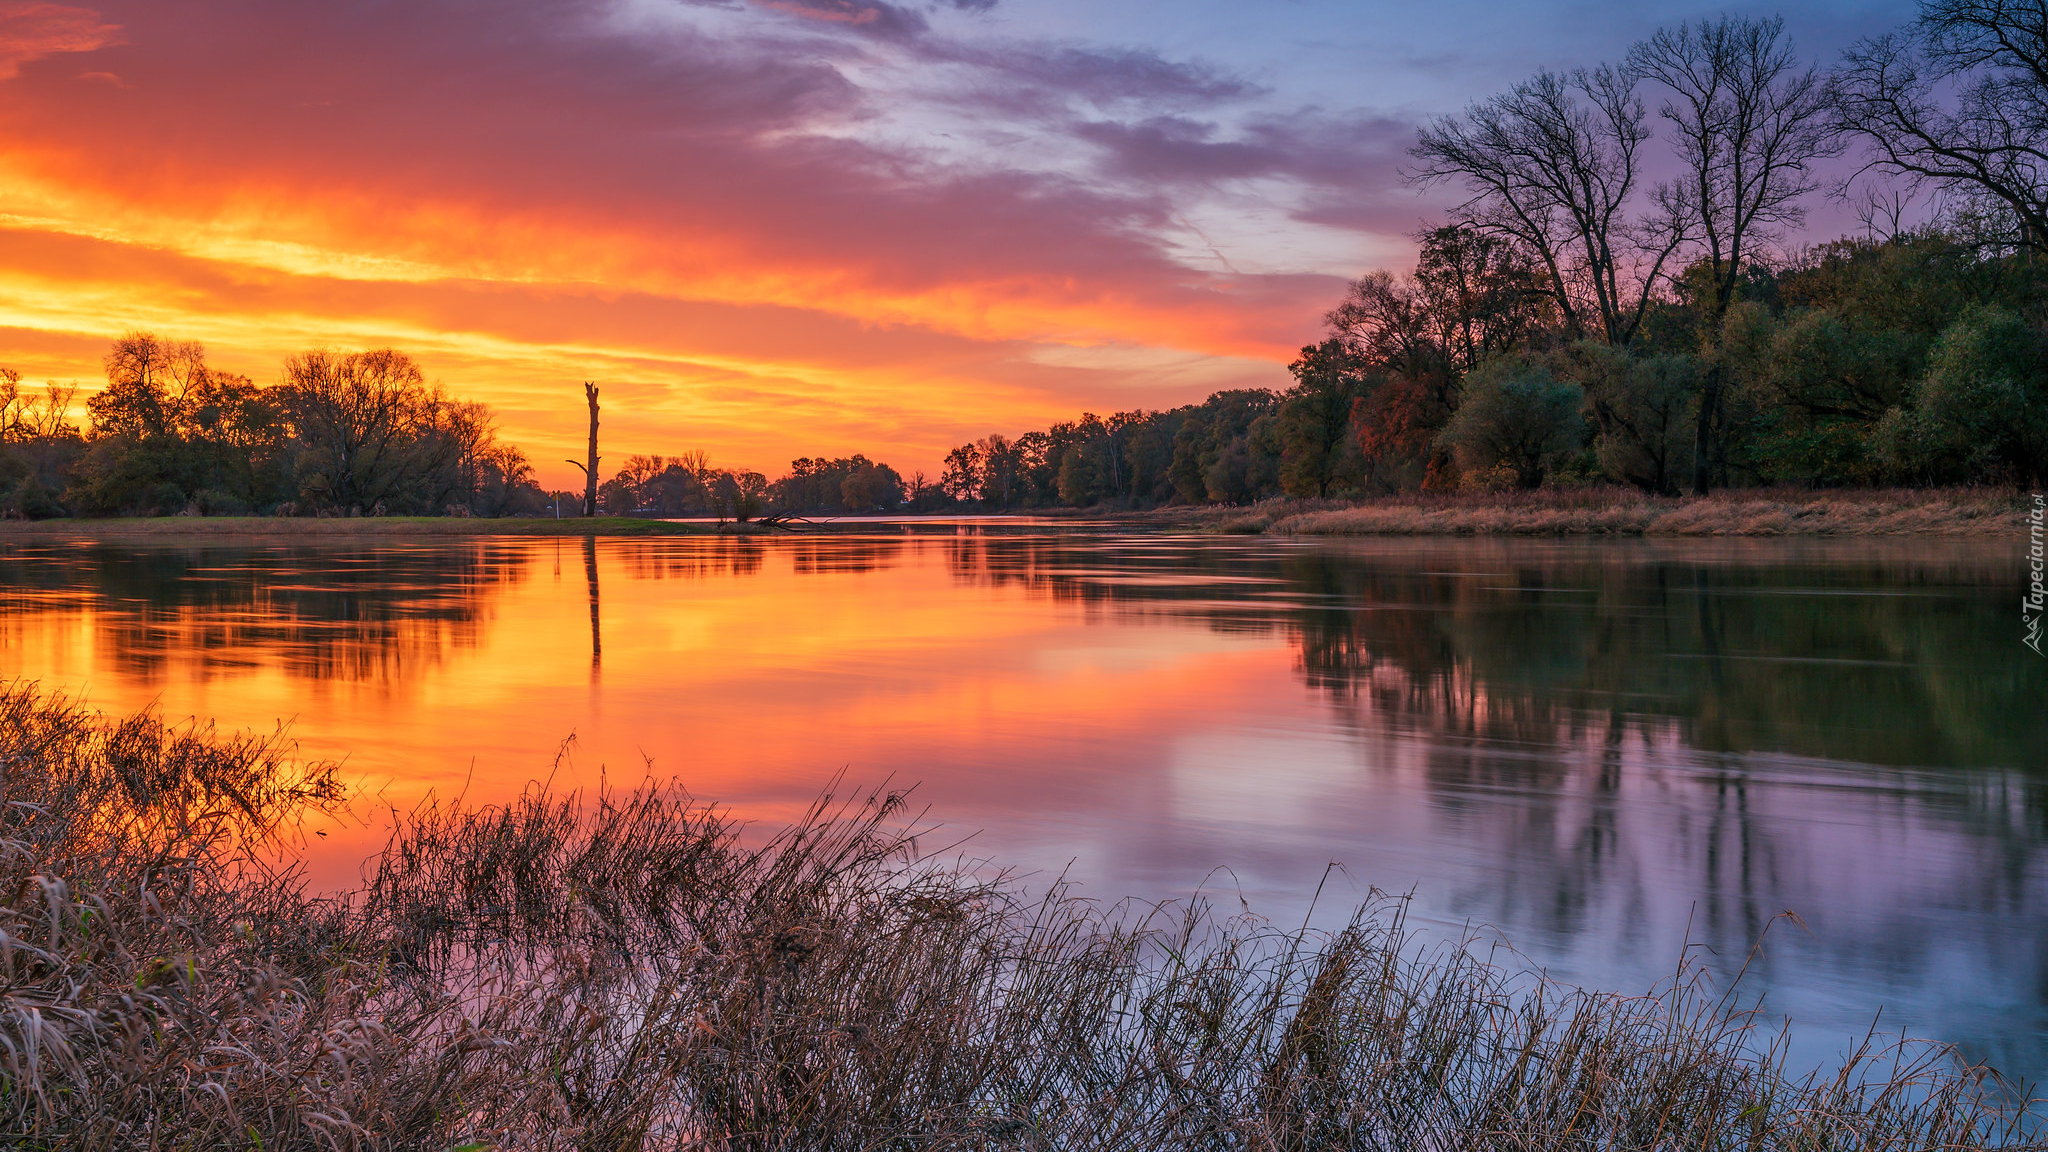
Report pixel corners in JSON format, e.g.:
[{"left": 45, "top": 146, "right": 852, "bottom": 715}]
[
  {"left": 0, "top": 686, "right": 2034, "bottom": 1149},
  {"left": 1139, "top": 486, "right": 2035, "bottom": 538},
  {"left": 0, "top": 514, "right": 735, "bottom": 538},
  {"left": 0, "top": 486, "right": 2030, "bottom": 541}
]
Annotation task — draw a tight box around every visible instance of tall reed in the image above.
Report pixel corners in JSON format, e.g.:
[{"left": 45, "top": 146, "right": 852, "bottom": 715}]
[{"left": 0, "top": 685, "right": 2033, "bottom": 1149}]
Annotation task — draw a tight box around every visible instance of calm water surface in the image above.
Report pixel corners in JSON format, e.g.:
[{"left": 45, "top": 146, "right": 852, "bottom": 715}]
[{"left": 2, "top": 530, "right": 2044, "bottom": 1079}]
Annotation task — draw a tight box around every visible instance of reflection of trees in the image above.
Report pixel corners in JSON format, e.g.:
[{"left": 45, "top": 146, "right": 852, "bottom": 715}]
[
  {"left": 947, "top": 536, "right": 2048, "bottom": 771},
  {"left": 0, "top": 542, "right": 527, "bottom": 683},
  {"left": 790, "top": 540, "right": 905, "bottom": 575},
  {"left": 584, "top": 535, "right": 601, "bottom": 673},
  {"left": 610, "top": 538, "right": 907, "bottom": 581},
  {"left": 949, "top": 535, "right": 2048, "bottom": 1069},
  {"left": 616, "top": 538, "right": 766, "bottom": 581}
]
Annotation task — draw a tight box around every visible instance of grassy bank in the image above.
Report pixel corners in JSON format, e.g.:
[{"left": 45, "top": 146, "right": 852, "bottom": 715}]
[
  {"left": 0, "top": 514, "right": 751, "bottom": 538},
  {"left": 1, "top": 488, "right": 2029, "bottom": 541},
  {"left": 0, "top": 687, "right": 2032, "bottom": 1149},
  {"left": 1146, "top": 486, "right": 2034, "bottom": 537}
]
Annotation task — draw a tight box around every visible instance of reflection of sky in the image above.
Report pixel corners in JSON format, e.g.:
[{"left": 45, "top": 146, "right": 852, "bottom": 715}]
[
  {"left": 0, "top": 532, "right": 2042, "bottom": 1081},
  {"left": 2, "top": 0, "right": 1917, "bottom": 481}
]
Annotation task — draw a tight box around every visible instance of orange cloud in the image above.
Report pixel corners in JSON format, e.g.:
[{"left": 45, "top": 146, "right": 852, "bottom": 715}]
[
  {"left": 0, "top": 2, "right": 117, "bottom": 80},
  {"left": 0, "top": 0, "right": 1392, "bottom": 482}
]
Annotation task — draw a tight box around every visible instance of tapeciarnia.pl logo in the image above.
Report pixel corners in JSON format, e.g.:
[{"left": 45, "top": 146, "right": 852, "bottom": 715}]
[{"left": 2027, "top": 493, "right": 2045, "bottom": 656}]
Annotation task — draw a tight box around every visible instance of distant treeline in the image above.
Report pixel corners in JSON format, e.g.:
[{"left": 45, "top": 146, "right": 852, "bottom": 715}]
[
  {"left": 939, "top": 1, "right": 2048, "bottom": 509},
  {"left": 0, "top": 331, "right": 927, "bottom": 521},
  {"left": 937, "top": 229, "right": 2045, "bottom": 509},
  {"left": 592, "top": 452, "right": 935, "bottom": 520},
  {"left": 0, "top": 334, "right": 547, "bottom": 519}
]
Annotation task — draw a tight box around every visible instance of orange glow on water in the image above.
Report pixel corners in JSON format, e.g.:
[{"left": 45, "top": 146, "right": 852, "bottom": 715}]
[{"left": 4, "top": 531, "right": 2045, "bottom": 1074}]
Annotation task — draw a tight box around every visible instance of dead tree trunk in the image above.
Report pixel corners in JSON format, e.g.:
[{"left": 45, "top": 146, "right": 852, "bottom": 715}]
[{"left": 566, "top": 382, "right": 600, "bottom": 516}]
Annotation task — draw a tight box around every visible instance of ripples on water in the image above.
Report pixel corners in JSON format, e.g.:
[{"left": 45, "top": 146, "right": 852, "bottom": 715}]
[{"left": 0, "top": 530, "right": 2042, "bottom": 1080}]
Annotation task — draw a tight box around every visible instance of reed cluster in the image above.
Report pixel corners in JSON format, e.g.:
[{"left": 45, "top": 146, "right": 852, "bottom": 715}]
[{"left": 0, "top": 686, "right": 2033, "bottom": 1149}]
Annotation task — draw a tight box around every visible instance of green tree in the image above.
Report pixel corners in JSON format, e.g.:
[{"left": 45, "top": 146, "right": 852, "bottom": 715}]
[
  {"left": 1275, "top": 340, "right": 1371, "bottom": 498},
  {"left": 1876, "top": 305, "right": 2048, "bottom": 484},
  {"left": 1439, "top": 359, "right": 1588, "bottom": 488},
  {"left": 1567, "top": 342, "right": 1699, "bottom": 494}
]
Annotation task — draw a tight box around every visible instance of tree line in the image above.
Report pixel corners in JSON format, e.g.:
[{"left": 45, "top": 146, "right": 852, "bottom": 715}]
[
  {"left": 0, "top": 333, "right": 550, "bottom": 519},
  {"left": 589, "top": 453, "right": 938, "bottom": 519},
  {"left": 940, "top": 1, "right": 2048, "bottom": 508},
  {"left": 7, "top": 1, "right": 2040, "bottom": 520},
  {"left": 0, "top": 330, "right": 933, "bottom": 521}
]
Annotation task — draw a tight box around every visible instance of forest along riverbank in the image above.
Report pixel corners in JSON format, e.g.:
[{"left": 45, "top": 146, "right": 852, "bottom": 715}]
[{"left": 0, "top": 684, "right": 2036, "bottom": 1148}]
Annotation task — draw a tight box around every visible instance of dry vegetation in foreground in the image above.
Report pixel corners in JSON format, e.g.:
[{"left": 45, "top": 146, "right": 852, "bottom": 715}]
[
  {"left": 1170, "top": 487, "right": 2033, "bottom": 537},
  {"left": 0, "top": 686, "right": 2036, "bottom": 1150}
]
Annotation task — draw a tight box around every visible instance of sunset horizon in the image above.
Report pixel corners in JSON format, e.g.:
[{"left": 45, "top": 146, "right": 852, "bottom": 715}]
[
  {"left": 1, "top": 0, "right": 1404, "bottom": 485},
  {"left": 0, "top": 0, "right": 1913, "bottom": 485}
]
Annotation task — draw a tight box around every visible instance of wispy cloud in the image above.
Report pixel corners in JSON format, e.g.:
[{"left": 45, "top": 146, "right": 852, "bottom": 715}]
[{"left": 0, "top": 1, "right": 119, "bottom": 79}]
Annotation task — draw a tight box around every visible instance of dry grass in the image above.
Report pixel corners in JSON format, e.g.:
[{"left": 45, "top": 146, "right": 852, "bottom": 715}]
[
  {"left": 1190, "top": 487, "right": 2034, "bottom": 537},
  {"left": 0, "top": 685, "right": 2035, "bottom": 1149}
]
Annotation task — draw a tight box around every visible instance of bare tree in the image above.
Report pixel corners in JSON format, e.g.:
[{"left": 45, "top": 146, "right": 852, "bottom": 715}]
[
  {"left": 565, "top": 382, "right": 600, "bottom": 517},
  {"left": 1325, "top": 271, "right": 1438, "bottom": 370},
  {"left": 281, "top": 348, "right": 451, "bottom": 512},
  {"left": 0, "top": 372, "right": 78, "bottom": 442},
  {"left": 90, "top": 332, "right": 209, "bottom": 439},
  {"left": 1410, "top": 66, "right": 1687, "bottom": 347},
  {"left": 1630, "top": 15, "right": 1836, "bottom": 493},
  {"left": 1326, "top": 225, "right": 1555, "bottom": 377},
  {"left": 1830, "top": 0, "right": 2048, "bottom": 253}
]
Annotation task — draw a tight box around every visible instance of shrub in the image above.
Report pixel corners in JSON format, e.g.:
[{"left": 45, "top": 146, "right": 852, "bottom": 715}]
[
  {"left": 1440, "top": 358, "right": 1587, "bottom": 488},
  {"left": 1877, "top": 306, "right": 2048, "bottom": 485}
]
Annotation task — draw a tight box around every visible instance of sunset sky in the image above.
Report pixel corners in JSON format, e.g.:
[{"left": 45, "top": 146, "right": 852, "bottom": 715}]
[{"left": 0, "top": 0, "right": 1910, "bottom": 484}]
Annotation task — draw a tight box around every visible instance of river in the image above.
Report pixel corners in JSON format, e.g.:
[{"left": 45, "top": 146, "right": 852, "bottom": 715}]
[{"left": 1, "top": 527, "right": 2042, "bottom": 1082}]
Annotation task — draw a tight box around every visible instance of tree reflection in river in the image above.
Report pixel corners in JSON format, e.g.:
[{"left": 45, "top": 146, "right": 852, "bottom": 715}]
[
  {"left": 943, "top": 535, "right": 2045, "bottom": 769},
  {"left": 0, "top": 540, "right": 528, "bottom": 683},
  {"left": 941, "top": 533, "right": 2048, "bottom": 1074},
  {"left": 1, "top": 531, "right": 2042, "bottom": 1077}
]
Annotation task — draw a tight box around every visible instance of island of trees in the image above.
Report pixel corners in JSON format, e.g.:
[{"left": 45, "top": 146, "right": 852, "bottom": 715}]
[{"left": 0, "top": 1, "right": 2041, "bottom": 522}]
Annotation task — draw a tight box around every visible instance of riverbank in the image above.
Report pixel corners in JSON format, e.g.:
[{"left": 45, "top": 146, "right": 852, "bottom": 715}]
[
  {"left": 1134, "top": 486, "right": 2032, "bottom": 537},
  {"left": 0, "top": 514, "right": 746, "bottom": 538},
  {"left": 0, "top": 685, "right": 2031, "bottom": 1147},
  {"left": 0, "top": 487, "right": 2030, "bottom": 540}
]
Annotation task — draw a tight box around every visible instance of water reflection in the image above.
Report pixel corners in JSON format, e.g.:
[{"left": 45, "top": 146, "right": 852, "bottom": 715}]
[
  {"left": 616, "top": 536, "right": 766, "bottom": 581},
  {"left": 936, "top": 535, "right": 2047, "bottom": 1074},
  {"left": 942, "top": 536, "right": 2044, "bottom": 768},
  {"left": 584, "top": 534, "right": 601, "bottom": 673},
  {"left": 0, "top": 540, "right": 527, "bottom": 683},
  {"left": 0, "top": 531, "right": 2042, "bottom": 1078}
]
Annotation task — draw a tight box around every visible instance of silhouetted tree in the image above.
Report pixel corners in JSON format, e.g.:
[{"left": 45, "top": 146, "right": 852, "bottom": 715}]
[
  {"left": 1411, "top": 66, "right": 1687, "bottom": 346},
  {"left": 1830, "top": 0, "right": 2048, "bottom": 254},
  {"left": 1630, "top": 15, "right": 1836, "bottom": 492}
]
